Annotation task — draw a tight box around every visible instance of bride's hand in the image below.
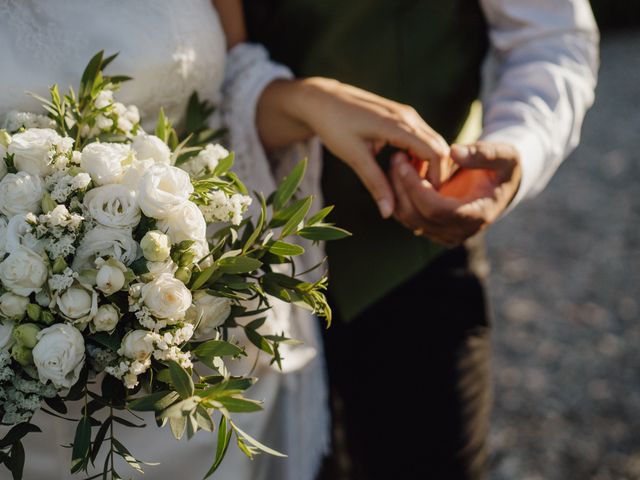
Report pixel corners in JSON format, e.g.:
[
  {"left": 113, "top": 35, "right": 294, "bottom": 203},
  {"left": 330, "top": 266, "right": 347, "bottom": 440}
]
[{"left": 257, "top": 77, "right": 449, "bottom": 219}]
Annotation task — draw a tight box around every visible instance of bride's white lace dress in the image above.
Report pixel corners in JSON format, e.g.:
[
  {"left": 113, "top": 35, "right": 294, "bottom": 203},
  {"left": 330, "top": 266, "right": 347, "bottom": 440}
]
[{"left": 0, "top": 1, "right": 329, "bottom": 479}]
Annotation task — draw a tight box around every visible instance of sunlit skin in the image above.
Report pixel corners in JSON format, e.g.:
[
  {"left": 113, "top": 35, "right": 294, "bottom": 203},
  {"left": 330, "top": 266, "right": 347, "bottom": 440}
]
[{"left": 391, "top": 142, "right": 522, "bottom": 245}]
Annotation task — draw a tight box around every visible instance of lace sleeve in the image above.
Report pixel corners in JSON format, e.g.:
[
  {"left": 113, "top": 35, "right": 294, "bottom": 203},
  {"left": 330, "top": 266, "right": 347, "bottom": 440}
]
[
  {"left": 220, "top": 42, "right": 323, "bottom": 210},
  {"left": 220, "top": 43, "right": 324, "bottom": 276}
]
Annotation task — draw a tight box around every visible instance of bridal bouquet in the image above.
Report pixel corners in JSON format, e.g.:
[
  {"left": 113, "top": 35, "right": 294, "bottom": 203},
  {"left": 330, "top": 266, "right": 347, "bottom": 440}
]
[{"left": 0, "top": 52, "right": 347, "bottom": 479}]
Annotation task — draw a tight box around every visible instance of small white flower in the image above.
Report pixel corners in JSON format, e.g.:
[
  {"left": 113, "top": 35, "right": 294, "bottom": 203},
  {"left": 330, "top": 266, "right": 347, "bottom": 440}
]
[
  {"left": 132, "top": 134, "right": 171, "bottom": 165},
  {"left": 32, "top": 323, "right": 85, "bottom": 389},
  {"left": 0, "top": 293, "right": 29, "bottom": 319},
  {"left": 0, "top": 245, "right": 48, "bottom": 296},
  {"left": 137, "top": 164, "right": 193, "bottom": 219},
  {"left": 80, "top": 142, "right": 132, "bottom": 185},
  {"left": 157, "top": 201, "right": 206, "bottom": 245},
  {"left": 92, "top": 304, "right": 120, "bottom": 333},
  {"left": 8, "top": 128, "right": 73, "bottom": 177},
  {"left": 120, "top": 330, "right": 154, "bottom": 361},
  {"left": 3, "top": 112, "right": 55, "bottom": 132},
  {"left": 181, "top": 143, "right": 228, "bottom": 178},
  {"left": 141, "top": 273, "right": 192, "bottom": 321},
  {"left": 0, "top": 172, "right": 45, "bottom": 217},
  {"left": 94, "top": 90, "right": 114, "bottom": 110},
  {"left": 84, "top": 184, "right": 140, "bottom": 229}
]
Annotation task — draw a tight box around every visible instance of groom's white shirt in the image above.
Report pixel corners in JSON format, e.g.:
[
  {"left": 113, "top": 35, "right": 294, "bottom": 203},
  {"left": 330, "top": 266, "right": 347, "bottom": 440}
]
[{"left": 478, "top": 0, "right": 599, "bottom": 210}]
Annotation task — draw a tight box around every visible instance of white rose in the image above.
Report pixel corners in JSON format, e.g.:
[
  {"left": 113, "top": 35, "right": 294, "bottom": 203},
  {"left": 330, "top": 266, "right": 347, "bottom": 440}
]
[
  {"left": 140, "top": 230, "right": 171, "bottom": 262},
  {"left": 137, "top": 164, "right": 193, "bottom": 219},
  {"left": 181, "top": 143, "right": 228, "bottom": 178},
  {"left": 32, "top": 323, "right": 85, "bottom": 389},
  {"left": 72, "top": 226, "right": 139, "bottom": 271},
  {"left": 141, "top": 273, "right": 192, "bottom": 321},
  {"left": 3, "top": 112, "right": 55, "bottom": 132},
  {"left": 0, "top": 216, "right": 7, "bottom": 257},
  {"left": 83, "top": 184, "right": 140, "bottom": 229},
  {"left": 8, "top": 128, "right": 73, "bottom": 177},
  {"left": 187, "top": 292, "right": 231, "bottom": 339},
  {"left": 0, "top": 292, "right": 29, "bottom": 319},
  {"left": 0, "top": 320, "right": 15, "bottom": 352},
  {"left": 0, "top": 144, "right": 7, "bottom": 181},
  {"left": 80, "top": 142, "right": 131, "bottom": 186},
  {"left": 96, "top": 263, "right": 126, "bottom": 295},
  {"left": 132, "top": 134, "right": 171, "bottom": 165},
  {"left": 0, "top": 245, "right": 47, "bottom": 296},
  {"left": 157, "top": 201, "right": 206, "bottom": 244},
  {"left": 120, "top": 330, "right": 153, "bottom": 361},
  {"left": 56, "top": 285, "right": 98, "bottom": 327},
  {"left": 92, "top": 304, "right": 120, "bottom": 333},
  {"left": 0, "top": 172, "right": 45, "bottom": 217},
  {"left": 146, "top": 258, "right": 178, "bottom": 278},
  {"left": 121, "top": 158, "right": 154, "bottom": 190},
  {"left": 5, "top": 213, "right": 43, "bottom": 254}
]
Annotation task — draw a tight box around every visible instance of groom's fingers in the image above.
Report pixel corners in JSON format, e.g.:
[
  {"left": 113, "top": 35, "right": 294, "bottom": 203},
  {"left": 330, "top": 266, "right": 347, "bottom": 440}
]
[
  {"left": 390, "top": 153, "right": 426, "bottom": 230},
  {"left": 344, "top": 142, "right": 395, "bottom": 218},
  {"left": 451, "top": 142, "right": 519, "bottom": 179}
]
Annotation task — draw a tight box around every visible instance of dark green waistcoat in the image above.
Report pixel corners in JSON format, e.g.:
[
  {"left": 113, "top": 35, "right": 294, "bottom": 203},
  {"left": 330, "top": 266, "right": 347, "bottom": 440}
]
[{"left": 245, "top": 0, "right": 489, "bottom": 321}]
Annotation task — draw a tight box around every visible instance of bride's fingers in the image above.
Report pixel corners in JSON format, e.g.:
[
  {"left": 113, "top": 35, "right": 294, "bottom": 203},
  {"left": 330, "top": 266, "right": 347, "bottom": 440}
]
[{"left": 343, "top": 142, "right": 395, "bottom": 218}]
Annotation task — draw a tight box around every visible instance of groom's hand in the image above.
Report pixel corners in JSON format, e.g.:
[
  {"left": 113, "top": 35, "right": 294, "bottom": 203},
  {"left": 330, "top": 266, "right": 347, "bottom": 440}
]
[{"left": 390, "top": 141, "right": 522, "bottom": 245}]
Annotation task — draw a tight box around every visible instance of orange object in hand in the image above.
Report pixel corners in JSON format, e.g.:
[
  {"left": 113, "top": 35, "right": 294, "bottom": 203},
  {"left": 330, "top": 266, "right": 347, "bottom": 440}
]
[{"left": 408, "top": 150, "right": 429, "bottom": 178}]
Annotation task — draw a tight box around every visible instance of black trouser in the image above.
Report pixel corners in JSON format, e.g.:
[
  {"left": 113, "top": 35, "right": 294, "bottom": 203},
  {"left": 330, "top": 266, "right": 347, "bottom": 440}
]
[{"left": 316, "top": 243, "right": 492, "bottom": 480}]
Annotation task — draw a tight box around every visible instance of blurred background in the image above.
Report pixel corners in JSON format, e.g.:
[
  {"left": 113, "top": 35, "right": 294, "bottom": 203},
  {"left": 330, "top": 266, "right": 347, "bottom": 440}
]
[{"left": 488, "top": 3, "right": 640, "bottom": 479}]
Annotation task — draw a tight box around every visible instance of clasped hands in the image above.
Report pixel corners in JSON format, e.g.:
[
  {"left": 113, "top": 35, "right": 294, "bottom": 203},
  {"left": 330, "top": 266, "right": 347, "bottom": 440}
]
[
  {"left": 297, "top": 78, "right": 523, "bottom": 246},
  {"left": 258, "top": 77, "right": 522, "bottom": 245}
]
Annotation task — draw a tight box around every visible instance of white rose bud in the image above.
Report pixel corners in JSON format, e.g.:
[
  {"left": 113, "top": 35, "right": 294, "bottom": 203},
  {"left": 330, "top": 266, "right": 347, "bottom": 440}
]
[
  {"left": 0, "top": 245, "right": 48, "bottom": 296},
  {"left": 132, "top": 134, "right": 171, "bottom": 165},
  {"left": 140, "top": 230, "right": 171, "bottom": 262},
  {"left": 0, "top": 172, "right": 45, "bottom": 217},
  {"left": 120, "top": 330, "right": 153, "bottom": 361},
  {"left": 0, "top": 320, "right": 15, "bottom": 352},
  {"left": 80, "top": 142, "right": 132, "bottom": 186},
  {"left": 96, "top": 264, "right": 126, "bottom": 295},
  {"left": 32, "top": 323, "right": 85, "bottom": 389},
  {"left": 141, "top": 273, "right": 192, "bottom": 321},
  {"left": 92, "top": 304, "right": 120, "bottom": 333},
  {"left": 188, "top": 292, "right": 232, "bottom": 339},
  {"left": 8, "top": 128, "right": 73, "bottom": 177},
  {"left": 0, "top": 292, "right": 29, "bottom": 319},
  {"left": 137, "top": 164, "right": 193, "bottom": 219},
  {"left": 56, "top": 285, "right": 98, "bottom": 326}
]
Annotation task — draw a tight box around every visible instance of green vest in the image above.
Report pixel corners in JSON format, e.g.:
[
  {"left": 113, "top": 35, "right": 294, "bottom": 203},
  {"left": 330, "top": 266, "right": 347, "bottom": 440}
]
[{"left": 245, "top": 0, "right": 489, "bottom": 321}]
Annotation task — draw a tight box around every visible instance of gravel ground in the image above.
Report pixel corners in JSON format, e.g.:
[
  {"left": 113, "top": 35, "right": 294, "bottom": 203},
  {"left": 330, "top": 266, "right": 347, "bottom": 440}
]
[{"left": 487, "top": 30, "right": 640, "bottom": 479}]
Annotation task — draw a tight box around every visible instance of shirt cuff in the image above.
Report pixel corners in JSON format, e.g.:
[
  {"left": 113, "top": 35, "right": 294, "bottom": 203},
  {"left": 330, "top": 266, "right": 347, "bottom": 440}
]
[{"left": 480, "top": 126, "right": 546, "bottom": 216}]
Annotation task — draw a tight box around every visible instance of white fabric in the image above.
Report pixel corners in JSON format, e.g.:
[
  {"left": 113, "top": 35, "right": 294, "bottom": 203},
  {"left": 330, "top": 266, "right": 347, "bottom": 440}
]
[
  {"left": 479, "top": 0, "right": 599, "bottom": 211},
  {"left": 0, "top": 2, "right": 328, "bottom": 480}
]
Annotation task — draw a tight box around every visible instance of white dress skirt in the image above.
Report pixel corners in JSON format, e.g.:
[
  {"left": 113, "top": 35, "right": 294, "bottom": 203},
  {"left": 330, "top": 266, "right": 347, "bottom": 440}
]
[{"left": 0, "top": 1, "right": 329, "bottom": 479}]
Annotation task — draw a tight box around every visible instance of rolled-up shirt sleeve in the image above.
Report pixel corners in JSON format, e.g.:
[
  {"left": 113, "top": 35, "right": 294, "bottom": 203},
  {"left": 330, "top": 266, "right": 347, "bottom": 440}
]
[{"left": 479, "top": 0, "right": 599, "bottom": 211}]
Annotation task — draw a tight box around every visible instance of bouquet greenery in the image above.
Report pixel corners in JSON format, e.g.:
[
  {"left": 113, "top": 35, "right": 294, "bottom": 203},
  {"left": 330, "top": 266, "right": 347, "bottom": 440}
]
[{"left": 0, "top": 52, "right": 348, "bottom": 479}]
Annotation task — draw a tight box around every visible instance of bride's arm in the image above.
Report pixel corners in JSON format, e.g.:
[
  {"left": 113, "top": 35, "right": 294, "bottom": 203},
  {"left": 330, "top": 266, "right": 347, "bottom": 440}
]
[{"left": 213, "top": 0, "right": 449, "bottom": 218}]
